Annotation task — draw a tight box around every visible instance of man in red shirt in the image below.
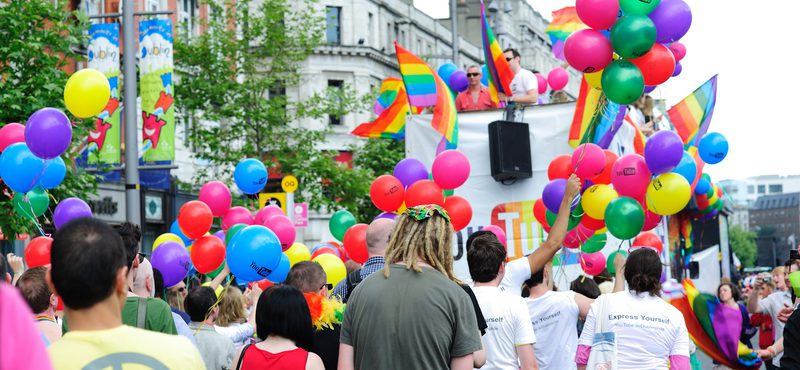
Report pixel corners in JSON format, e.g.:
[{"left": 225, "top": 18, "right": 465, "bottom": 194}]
[{"left": 455, "top": 65, "right": 498, "bottom": 112}]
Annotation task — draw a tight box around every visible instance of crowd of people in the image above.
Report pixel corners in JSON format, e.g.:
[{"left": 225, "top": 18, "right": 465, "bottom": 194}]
[{"left": 1, "top": 172, "right": 799, "bottom": 369}]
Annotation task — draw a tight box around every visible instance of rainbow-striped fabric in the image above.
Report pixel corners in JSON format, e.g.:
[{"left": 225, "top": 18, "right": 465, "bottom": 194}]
[
  {"left": 668, "top": 75, "right": 718, "bottom": 148},
  {"left": 351, "top": 77, "right": 413, "bottom": 140},
  {"left": 480, "top": 1, "right": 514, "bottom": 104},
  {"left": 544, "top": 7, "right": 587, "bottom": 60}
]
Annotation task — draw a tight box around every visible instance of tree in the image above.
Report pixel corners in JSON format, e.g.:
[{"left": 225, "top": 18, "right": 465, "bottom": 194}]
[
  {"left": 175, "top": 0, "right": 377, "bottom": 219},
  {"left": 0, "top": 0, "right": 98, "bottom": 239},
  {"left": 730, "top": 225, "right": 757, "bottom": 268}
]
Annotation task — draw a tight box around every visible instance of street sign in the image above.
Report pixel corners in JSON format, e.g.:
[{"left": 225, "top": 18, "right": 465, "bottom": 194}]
[
  {"left": 259, "top": 192, "right": 287, "bottom": 214},
  {"left": 281, "top": 175, "right": 298, "bottom": 193},
  {"left": 293, "top": 203, "right": 308, "bottom": 227}
]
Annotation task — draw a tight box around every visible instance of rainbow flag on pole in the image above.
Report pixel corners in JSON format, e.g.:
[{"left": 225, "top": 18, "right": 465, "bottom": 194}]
[
  {"left": 395, "top": 42, "right": 458, "bottom": 146},
  {"left": 668, "top": 75, "right": 718, "bottom": 148},
  {"left": 544, "top": 7, "right": 587, "bottom": 60},
  {"left": 480, "top": 0, "right": 514, "bottom": 103},
  {"left": 569, "top": 77, "right": 605, "bottom": 148},
  {"left": 351, "top": 78, "right": 414, "bottom": 140}
]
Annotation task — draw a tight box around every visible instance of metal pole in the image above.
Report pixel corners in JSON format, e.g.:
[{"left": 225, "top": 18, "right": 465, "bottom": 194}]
[
  {"left": 450, "top": 0, "right": 459, "bottom": 66},
  {"left": 122, "top": 0, "right": 141, "bottom": 227}
]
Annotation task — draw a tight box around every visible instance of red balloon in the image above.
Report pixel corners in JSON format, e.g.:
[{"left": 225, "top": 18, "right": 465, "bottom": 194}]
[
  {"left": 343, "top": 223, "right": 369, "bottom": 264},
  {"left": 630, "top": 44, "right": 676, "bottom": 86},
  {"left": 335, "top": 244, "right": 350, "bottom": 262},
  {"left": 581, "top": 214, "right": 606, "bottom": 230},
  {"left": 311, "top": 247, "right": 338, "bottom": 260},
  {"left": 443, "top": 196, "right": 473, "bottom": 231},
  {"left": 370, "top": 175, "right": 405, "bottom": 212},
  {"left": 191, "top": 235, "right": 226, "bottom": 274},
  {"left": 668, "top": 42, "right": 687, "bottom": 62},
  {"left": 632, "top": 232, "right": 663, "bottom": 254},
  {"left": 25, "top": 236, "right": 53, "bottom": 268},
  {"left": 405, "top": 180, "right": 444, "bottom": 207},
  {"left": 254, "top": 279, "right": 274, "bottom": 291},
  {"left": 642, "top": 209, "right": 662, "bottom": 231},
  {"left": 548, "top": 155, "right": 573, "bottom": 180},
  {"left": 178, "top": 200, "right": 214, "bottom": 239},
  {"left": 593, "top": 151, "right": 619, "bottom": 185},
  {"left": 533, "top": 198, "right": 548, "bottom": 226}
]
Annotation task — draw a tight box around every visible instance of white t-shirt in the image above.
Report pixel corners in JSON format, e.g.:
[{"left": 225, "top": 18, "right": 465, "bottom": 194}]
[
  {"left": 758, "top": 290, "right": 792, "bottom": 366},
  {"left": 510, "top": 69, "right": 538, "bottom": 99},
  {"left": 577, "top": 291, "right": 689, "bottom": 370},
  {"left": 499, "top": 257, "right": 531, "bottom": 294},
  {"left": 473, "top": 285, "right": 536, "bottom": 370},
  {"left": 526, "top": 291, "right": 580, "bottom": 370}
]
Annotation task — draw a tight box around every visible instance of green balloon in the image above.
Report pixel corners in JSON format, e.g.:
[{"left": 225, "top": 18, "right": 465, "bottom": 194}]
[
  {"left": 329, "top": 210, "right": 357, "bottom": 241},
  {"left": 604, "top": 197, "right": 645, "bottom": 240},
  {"left": 444, "top": 189, "right": 455, "bottom": 197},
  {"left": 13, "top": 187, "right": 49, "bottom": 218},
  {"left": 225, "top": 223, "right": 247, "bottom": 247},
  {"left": 552, "top": 253, "right": 561, "bottom": 266},
  {"left": 546, "top": 209, "right": 580, "bottom": 231},
  {"left": 606, "top": 250, "right": 628, "bottom": 275},
  {"left": 206, "top": 261, "right": 226, "bottom": 279},
  {"left": 610, "top": 15, "right": 657, "bottom": 59},
  {"left": 619, "top": 0, "right": 661, "bottom": 15},
  {"left": 601, "top": 60, "right": 645, "bottom": 105},
  {"left": 581, "top": 233, "right": 608, "bottom": 253},
  {"left": 701, "top": 173, "right": 711, "bottom": 183}
]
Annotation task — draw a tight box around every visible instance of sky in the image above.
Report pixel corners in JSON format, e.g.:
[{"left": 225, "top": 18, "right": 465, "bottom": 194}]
[{"left": 413, "top": 0, "right": 800, "bottom": 181}]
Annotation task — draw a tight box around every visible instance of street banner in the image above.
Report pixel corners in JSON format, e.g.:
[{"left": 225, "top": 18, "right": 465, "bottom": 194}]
[
  {"left": 139, "top": 19, "right": 175, "bottom": 161},
  {"left": 87, "top": 23, "right": 121, "bottom": 164}
]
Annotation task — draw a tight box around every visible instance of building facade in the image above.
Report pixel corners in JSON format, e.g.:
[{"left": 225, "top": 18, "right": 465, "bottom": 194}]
[{"left": 749, "top": 192, "right": 800, "bottom": 266}]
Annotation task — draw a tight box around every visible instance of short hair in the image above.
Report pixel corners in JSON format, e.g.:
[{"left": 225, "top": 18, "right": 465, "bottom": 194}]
[
  {"left": 113, "top": 222, "right": 142, "bottom": 269},
  {"left": 593, "top": 270, "right": 613, "bottom": 285},
  {"left": 152, "top": 269, "right": 165, "bottom": 299},
  {"left": 718, "top": 282, "right": 742, "bottom": 302},
  {"left": 467, "top": 65, "right": 481, "bottom": 72},
  {"left": 16, "top": 267, "right": 52, "bottom": 313},
  {"left": 255, "top": 285, "right": 314, "bottom": 351},
  {"left": 525, "top": 267, "right": 545, "bottom": 288},
  {"left": 624, "top": 248, "right": 663, "bottom": 296},
  {"left": 0, "top": 254, "right": 7, "bottom": 279},
  {"left": 285, "top": 261, "right": 326, "bottom": 293},
  {"left": 467, "top": 234, "right": 507, "bottom": 283},
  {"left": 184, "top": 286, "right": 218, "bottom": 322},
  {"left": 570, "top": 275, "right": 601, "bottom": 299},
  {"left": 51, "top": 218, "right": 126, "bottom": 310},
  {"left": 217, "top": 286, "right": 247, "bottom": 327},
  {"left": 503, "top": 48, "right": 520, "bottom": 58},
  {"left": 466, "top": 230, "right": 494, "bottom": 252},
  {"left": 773, "top": 266, "right": 786, "bottom": 276}
]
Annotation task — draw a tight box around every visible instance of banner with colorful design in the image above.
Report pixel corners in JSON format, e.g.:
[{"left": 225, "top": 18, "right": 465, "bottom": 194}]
[
  {"left": 139, "top": 19, "right": 175, "bottom": 161},
  {"left": 87, "top": 23, "right": 121, "bottom": 165}
]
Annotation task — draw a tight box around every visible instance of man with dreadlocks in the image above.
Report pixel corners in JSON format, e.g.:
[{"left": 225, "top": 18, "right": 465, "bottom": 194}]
[{"left": 338, "top": 204, "right": 482, "bottom": 370}]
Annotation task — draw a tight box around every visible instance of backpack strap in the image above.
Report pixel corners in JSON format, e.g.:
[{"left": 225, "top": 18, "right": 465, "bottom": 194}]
[
  {"left": 136, "top": 297, "right": 148, "bottom": 329},
  {"left": 343, "top": 269, "right": 363, "bottom": 303},
  {"left": 236, "top": 343, "right": 253, "bottom": 370}
]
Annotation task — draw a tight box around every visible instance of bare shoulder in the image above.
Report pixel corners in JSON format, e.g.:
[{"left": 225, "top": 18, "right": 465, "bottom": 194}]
[{"left": 306, "top": 352, "right": 325, "bottom": 370}]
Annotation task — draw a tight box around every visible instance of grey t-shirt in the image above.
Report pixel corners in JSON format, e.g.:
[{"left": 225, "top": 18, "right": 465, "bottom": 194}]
[
  {"left": 341, "top": 264, "right": 481, "bottom": 370},
  {"left": 758, "top": 290, "right": 792, "bottom": 366}
]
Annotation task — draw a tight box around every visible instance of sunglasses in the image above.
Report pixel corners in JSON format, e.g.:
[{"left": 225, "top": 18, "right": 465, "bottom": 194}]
[
  {"left": 320, "top": 283, "right": 333, "bottom": 291},
  {"left": 466, "top": 73, "right": 481, "bottom": 77},
  {"left": 506, "top": 57, "right": 514, "bottom": 61},
  {"left": 177, "top": 287, "right": 186, "bottom": 293}
]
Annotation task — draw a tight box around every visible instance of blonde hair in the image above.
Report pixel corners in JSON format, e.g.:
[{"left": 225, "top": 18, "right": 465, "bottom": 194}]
[
  {"left": 167, "top": 288, "right": 184, "bottom": 311},
  {"left": 216, "top": 286, "right": 247, "bottom": 327},
  {"left": 772, "top": 266, "right": 785, "bottom": 276},
  {"left": 383, "top": 212, "right": 460, "bottom": 283}
]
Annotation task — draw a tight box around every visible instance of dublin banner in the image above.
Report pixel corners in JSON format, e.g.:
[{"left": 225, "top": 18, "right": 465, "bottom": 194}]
[
  {"left": 87, "top": 23, "right": 121, "bottom": 164},
  {"left": 139, "top": 19, "right": 175, "bottom": 161}
]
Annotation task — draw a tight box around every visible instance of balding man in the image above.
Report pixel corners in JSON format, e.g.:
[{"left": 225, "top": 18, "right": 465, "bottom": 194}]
[
  {"left": 133, "top": 258, "right": 196, "bottom": 345},
  {"left": 331, "top": 218, "right": 395, "bottom": 303}
]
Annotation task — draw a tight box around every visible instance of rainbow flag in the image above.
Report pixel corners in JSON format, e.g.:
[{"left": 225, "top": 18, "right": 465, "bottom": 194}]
[
  {"left": 545, "top": 7, "right": 587, "bottom": 60},
  {"left": 395, "top": 43, "right": 458, "bottom": 146},
  {"left": 668, "top": 75, "right": 718, "bottom": 148},
  {"left": 569, "top": 77, "right": 604, "bottom": 147},
  {"left": 480, "top": 0, "right": 514, "bottom": 103},
  {"left": 352, "top": 78, "right": 413, "bottom": 140}
]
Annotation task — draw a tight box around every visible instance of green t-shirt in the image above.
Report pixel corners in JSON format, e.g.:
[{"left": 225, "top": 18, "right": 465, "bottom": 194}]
[
  {"left": 341, "top": 264, "right": 481, "bottom": 370},
  {"left": 63, "top": 296, "right": 178, "bottom": 335}
]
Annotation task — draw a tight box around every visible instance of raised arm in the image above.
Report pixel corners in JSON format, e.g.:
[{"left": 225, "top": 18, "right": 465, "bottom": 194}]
[
  {"left": 527, "top": 174, "right": 581, "bottom": 274},
  {"left": 613, "top": 252, "right": 626, "bottom": 293}
]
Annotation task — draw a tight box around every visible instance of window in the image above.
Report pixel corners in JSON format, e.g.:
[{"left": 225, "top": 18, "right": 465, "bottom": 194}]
[
  {"left": 328, "top": 80, "right": 344, "bottom": 126},
  {"left": 386, "top": 23, "right": 392, "bottom": 51},
  {"left": 326, "top": 7, "right": 341, "bottom": 45},
  {"left": 770, "top": 184, "right": 783, "bottom": 193},
  {"left": 368, "top": 13, "right": 374, "bottom": 46},
  {"left": 758, "top": 185, "right": 766, "bottom": 194},
  {"left": 82, "top": 0, "right": 103, "bottom": 18},
  {"left": 178, "top": 0, "right": 199, "bottom": 38},
  {"left": 146, "top": 0, "right": 162, "bottom": 11},
  {"left": 748, "top": 185, "right": 755, "bottom": 194},
  {"left": 417, "top": 38, "right": 422, "bottom": 53}
]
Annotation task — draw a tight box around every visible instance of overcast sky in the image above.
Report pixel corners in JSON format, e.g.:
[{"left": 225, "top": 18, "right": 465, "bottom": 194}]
[{"left": 414, "top": 0, "right": 799, "bottom": 182}]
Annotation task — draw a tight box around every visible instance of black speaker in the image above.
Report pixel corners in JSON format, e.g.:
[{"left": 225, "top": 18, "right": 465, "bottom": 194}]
[
  {"left": 689, "top": 261, "right": 700, "bottom": 279},
  {"left": 488, "top": 120, "right": 532, "bottom": 182}
]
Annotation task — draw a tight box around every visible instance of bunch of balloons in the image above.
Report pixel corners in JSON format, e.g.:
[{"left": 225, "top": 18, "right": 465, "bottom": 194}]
[
  {"left": 686, "top": 173, "right": 726, "bottom": 221},
  {"left": 569, "top": 0, "right": 692, "bottom": 104},
  {"left": 438, "top": 63, "right": 469, "bottom": 93}
]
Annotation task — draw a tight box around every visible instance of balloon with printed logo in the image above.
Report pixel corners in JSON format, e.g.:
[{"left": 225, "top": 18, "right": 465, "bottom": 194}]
[
  {"left": 646, "top": 173, "right": 691, "bottom": 215},
  {"left": 565, "top": 29, "right": 613, "bottom": 73},
  {"left": 178, "top": 201, "right": 213, "bottom": 239},
  {"left": 405, "top": 180, "right": 444, "bottom": 207},
  {"left": 698, "top": 132, "right": 728, "bottom": 165},
  {"left": 581, "top": 233, "right": 607, "bottom": 253},
  {"left": 572, "top": 143, "right": 606, "bottom": 180},
  {"left": 343, "top": 223, "right": 369, "bottom": 264},
  {"left": 606, "top": 250, "right": 628, "bottom": 275},
  {"left": 64, "top": 68, "right": 111, "bottom": 118},
  {"left": 632, "top": 232, "right": 663, "bottom": 254},
  {"left": 38, "top": 156, "right": 67, "bottom": 189},
  {"left": 25, "top": 108, "right": 72, "bottom": 160},
  {"left": 314, "top": 253, "right": 347, "bottom": 286},
  {"left": 649, "top": 0, "right": 692, "bottom": 43},
  {"left": 24, "top": 236, "right": 53, "bottom": 268},
  {"left": 13, "top": 187, "right": 49, "bottom": 219},
  {"left": 264, "top": 215, "right": 296, "bottom": 250},
  {"left": 601, "top": 60, "right": 645, "bottom": 105},
  {"left": 611, "top": 15, "right": 657, "bottom": 59},
  {"left": 393, "top": 158, "right": 429, "bottom": 188},
  {"left": 432, "top": 150, "right": 470, "bottom": 190},
  {"left": 576, "top": 0, "right": 620, "bottom": 30},
  {"left": 0, "top": 143, "right": 45, "bottom": 193},
  {"left": 629, "top": 43, "right": 675, "bottom": 86},
  {"left": 370, "top": 175, "right": 405, "bottom": 212},
  {"left": 53, "top": 197, "right": 93, "bottom": 229},
  {"left": 151, "top": 241, "right": 191, "bottom": 288},
  {"left": 483, "top": 225, "right": 507, "bottom": 247},
  {"left": 582, "top": 184, "right": 619, "bottom": 220},
  {"left": 221, "top": 207, "right": 254, "bottom": 231},
  {"left": 190, "top": 235, "right": 226, "bottom": 274},
  {"left": 581, "top": 252, "right": 606, "bottom": 275},
  {"left": 285, "top": 242, "right": 311, "bottom": 266},
  {"left": 199, "top": 181, "right": 232, "bottom": 217},
  {"left": 227, "top": 225, "right": 283, "bottom": 282},
  {"left": 672, "top": 151, "right": 698, "bottom": 184},
  {"left": 548, "top": 155, "right": 573, "bottom": 181},
  {"left": 329, "top": 210, "right": 357, "bottom": 241},
  {"left": 0, "top": 123, "right": 25, "bottom": 152},
  {"left": 234, "top": 158, "right": 268, "bottom": 195},
  {"left": 153, "top": 233, "right": 185, "bottom": 251},
  {"left": 548, "top": 68, "right": 569, "bottom": 91},
  {"left": 604, "top": 197, "right": 645, "bottom": 240},
  {"left": 611, "top": 154, "right": 651, "bottom": 199},
  {"left": 265, "top": 254, "right": 290, "bottom": 284},
  {"left": 593, "top": 150, "right": 618, "bottom": 185},
  {"left": 444, "top": 196, "right": 472, "bottom": 232}
]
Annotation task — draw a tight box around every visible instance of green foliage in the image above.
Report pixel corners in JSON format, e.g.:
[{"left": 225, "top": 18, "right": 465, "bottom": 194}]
[
  {"left": 0, "top": 0, "right": 97, "bottom": 239},
  {"left": 730, "top": 225, "right": 757, "bottom": 268}
]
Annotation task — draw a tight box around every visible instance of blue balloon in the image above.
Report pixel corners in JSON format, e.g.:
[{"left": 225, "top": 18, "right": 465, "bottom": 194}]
[
  {"left": 481, "top": 65, "right": 490, "bottom": 87},
  {"left": 170, "top": 219, "right": 193, "bottom": 245},
  {"left": 694, "top": 178, "right": 711, "bottom": 195},
  {"left": 226, "top": 225, "right": 282, "bottom": 282},
  {"left": 266, "top": 253, "right": 290, "bottom": 283},
  {"left": 698, "top": 132, "right": 728, "bottom": 164},
  {"left": 0, "top": 143, "right": 45, "bottom": 193},
  {"left": 234, "top": 158, "right": 268, "bottom": 194},
  {"left": 38, "top": 156, "right": 67, "bottom": 189},
  {"left": 437, "top": 63, "right": 458, "bottom": 84},
  {"left": 672, "top": 151, "right": 697, "bottom": 184}
]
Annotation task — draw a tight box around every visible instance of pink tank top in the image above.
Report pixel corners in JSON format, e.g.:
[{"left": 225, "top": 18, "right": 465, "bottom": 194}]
[{"left": 240, "top": 345, "right": 309, "bottom": 370}]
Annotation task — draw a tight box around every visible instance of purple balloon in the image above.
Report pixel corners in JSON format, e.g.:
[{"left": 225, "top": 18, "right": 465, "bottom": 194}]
[
  {"left": 644, "top": 131, "right": 684, "bottom": 174},
  {"left": 25, "top": 108, "right": 73, "bottom": 160},
  {"left": 53, "top": 197, "right": 93, "bottom": 229},
  {"left": 449, "top": 70, "right": 469, "bottom": 93},
  {"left": 213, "top": 230, "right": 226, "bottom": 242},
  {"left": 660, "top": 269, "right": 667, "bottom": 284},
  {"left": 542, "top": 179, "right": 567, "bottom": 213},
  {"left": 649, "top": 0, "right": 692, "bottom": 43},
  {"left": 672, "top": 62, "right": 683, "bottom": 77},
  {"left": 374, "top": 212, "right": 398, "bottom": 221},
  {"left": 393, "top": 158, "right": 428, "bottom": 188},
  {"left": 644, "top": 85, "right": 656, "bottom": 93},
  {"left": 151, "top": 241, "right": 191, "bottom": 288}
]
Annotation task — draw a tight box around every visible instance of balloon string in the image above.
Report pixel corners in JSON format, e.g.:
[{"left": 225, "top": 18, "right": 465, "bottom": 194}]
[
  {"left": 25, "top": 158, "right": 52, "bottom": 192},
  {"left": 22, "top": 196, "right": 46, "bottom": 237}
]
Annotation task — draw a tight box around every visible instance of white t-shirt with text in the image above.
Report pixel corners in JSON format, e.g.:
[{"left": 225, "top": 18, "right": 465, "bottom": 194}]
[
  {"left": 510, "top": 69, "right": 538, "bottom": 99},
  {"left": 473, "top": 285, "right": 536, "bottom": 370},
  {"left": 499, "top": 257, "right": 531, "bottom": 295},
  {"left": 526, "top": 290, "right": 580, "bottom": 370}
]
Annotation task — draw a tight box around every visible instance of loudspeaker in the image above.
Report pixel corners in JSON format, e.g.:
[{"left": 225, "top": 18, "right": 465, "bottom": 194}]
[
  {"left": 689, "top": 261, "right": 700, "bottom": 279},
  {"left": 488, "top": 120, "right": 532, "bottom": 182}
]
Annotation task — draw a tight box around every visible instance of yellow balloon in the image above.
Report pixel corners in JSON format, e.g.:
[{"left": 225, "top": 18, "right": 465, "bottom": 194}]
[
  {"left": 152, "top": 233, "right": 185, "bottom": 251},
  {"left": 395, "top": 202, "right": 407, "bottom": 215},
  {"left": 584, "top": 70, "right": 603, "bottom": 90},
  {"left": 707, "top": 191, "right": 719, "bottom": 205},
  {"left": 201, "top": 281, "right": 224, "bottom": 298},
  {"left": 313, "top": 253, "right": 346, "bottom": 286},
  {"left": 64, "top": 68, "right": 111, "bottom": 118},
  {"left": 581, "top": 185, "right": 619, "bottom": 220},
  {"left": 285, "top": 242, "right": 311, "bottom": 266},
  {"left": 595, "top": 227, "right": 608, "bottom": 235},
  {"left": 646, "top": 173, "right": 691, "bottom": 216}
]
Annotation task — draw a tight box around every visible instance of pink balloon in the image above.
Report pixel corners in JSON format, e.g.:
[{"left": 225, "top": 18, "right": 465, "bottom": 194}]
[
  {"left": 535, "top": 73, "right": 547, "bottom": 94},
  {"left": 564, "top": 224, "right": 595, "bottom": 249},
  {"left": 668, "top": 42, "right": 687, "bottom": 62},
  {"left": 432, "top": 150, "right": 470, "bottom": 190},
  {"left": 221, "top": 206, "right": 254, "bottom": 230},
  {"left": 255, "top": 205, "right": 284, "bottom": 226},
  {"left": 564, "top": 29, "right": 613, "bottom": 73},
  {"left": 0, "top": 123, "right": 25, "bottom": 152},
  {"left": 198, "top": 181, "right": 232, "bottom": 217},
  {"left": 483, "top": 225, "right": 507, "bottom": 247},
  {"left": 611, "top": 154, "right": 652, "bottom": 199},
  {"left": 547, "top": 67, "right": 569, "bottom": 91},
  {"left": 571, "top": 143, "right": 606, "bottom": 180},
  {"left": 576, "top": 0, "right": 620, "bottom": 30},
  {"left": 581, "top": 251, "right": 606, "bottom": 275},
  {"left": 264, "top": 215, "right": 296, "bottom": 250}
]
